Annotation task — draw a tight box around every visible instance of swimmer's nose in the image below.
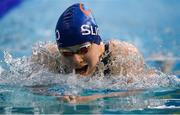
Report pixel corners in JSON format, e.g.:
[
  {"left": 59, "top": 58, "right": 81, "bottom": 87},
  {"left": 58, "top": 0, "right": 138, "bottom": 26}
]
[{"left": 71, "top": 54, "right": 84, "bottom": 65}]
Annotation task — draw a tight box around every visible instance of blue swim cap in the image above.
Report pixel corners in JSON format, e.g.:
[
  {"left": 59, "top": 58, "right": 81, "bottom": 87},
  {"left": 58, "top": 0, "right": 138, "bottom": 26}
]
[{"left": 55, "top": 3, "right": 102, "bottom": 48}]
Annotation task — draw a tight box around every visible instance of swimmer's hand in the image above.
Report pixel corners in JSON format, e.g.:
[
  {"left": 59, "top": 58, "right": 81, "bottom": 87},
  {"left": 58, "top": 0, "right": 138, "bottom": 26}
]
[
  {"left": 56, "top": 95, "right": 104, "bottom": 104},
  {"left": 55, "top": 89, "right": 144, "bottom": 104},
  {"left": 28, "top": 86, "right": 144, "bottom": 104}
]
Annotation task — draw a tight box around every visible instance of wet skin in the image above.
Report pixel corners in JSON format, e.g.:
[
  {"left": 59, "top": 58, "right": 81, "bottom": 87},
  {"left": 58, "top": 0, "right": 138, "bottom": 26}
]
[
  {"left": 43, "top": 40, "right": 146, "bottom": 76},
  {"left": 60, "top": 42, "right": 105, "bottom": 76},
  {"left": 32, "top": 40, "right": 150, "bottom": 104}
]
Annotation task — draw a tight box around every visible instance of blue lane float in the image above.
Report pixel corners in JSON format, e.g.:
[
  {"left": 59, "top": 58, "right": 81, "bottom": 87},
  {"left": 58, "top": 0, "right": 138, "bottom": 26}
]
[{"left": 0, "top": 0, "right": 22, "bottom": 19}]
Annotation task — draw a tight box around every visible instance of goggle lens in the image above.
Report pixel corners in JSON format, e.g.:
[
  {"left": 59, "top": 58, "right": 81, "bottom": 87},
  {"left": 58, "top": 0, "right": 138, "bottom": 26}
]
[
  {"left": 61, "top": 44, "right": 91, "bottom": 57},
  {"left": 77, "top": 46, "right": 89, "bottom": 54},
  {"left": 62, "top": 52, "right": 74, "bottom": 57}
]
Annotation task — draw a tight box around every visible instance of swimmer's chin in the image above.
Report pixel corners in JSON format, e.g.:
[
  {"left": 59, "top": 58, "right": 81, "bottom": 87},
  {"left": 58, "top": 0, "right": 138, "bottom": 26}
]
[{"left": 75, "top": 65, "right": 96, "bottom": 76}]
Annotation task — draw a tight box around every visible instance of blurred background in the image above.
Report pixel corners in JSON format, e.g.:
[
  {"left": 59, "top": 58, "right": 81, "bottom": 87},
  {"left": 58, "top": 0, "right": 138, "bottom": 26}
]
[{"left": 0, "top": 0, "right": 179, "bottom": 75}]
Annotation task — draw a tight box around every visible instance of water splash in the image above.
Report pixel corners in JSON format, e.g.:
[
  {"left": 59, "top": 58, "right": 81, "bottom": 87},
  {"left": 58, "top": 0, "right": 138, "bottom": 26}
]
[{"left": 0, "top": 41, "right": 179, "bottom": 95}]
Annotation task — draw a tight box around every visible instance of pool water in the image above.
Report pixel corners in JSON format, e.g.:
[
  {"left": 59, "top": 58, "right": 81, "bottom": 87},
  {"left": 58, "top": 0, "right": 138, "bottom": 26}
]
[
  {"left": 0, "top": 84, "right": 179, "bottom": 114},
  {"left": 0, "top": 0, "right": 180, "bottom": 114}
]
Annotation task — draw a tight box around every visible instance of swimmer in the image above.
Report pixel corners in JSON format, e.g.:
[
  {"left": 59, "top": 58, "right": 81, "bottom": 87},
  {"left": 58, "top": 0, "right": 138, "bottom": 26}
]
[
  {"left": 32, "top": 3, "right": 150, "bottom": 77},
  {"left": 31, "top": 3, "right": 153, "bottom": 103}
]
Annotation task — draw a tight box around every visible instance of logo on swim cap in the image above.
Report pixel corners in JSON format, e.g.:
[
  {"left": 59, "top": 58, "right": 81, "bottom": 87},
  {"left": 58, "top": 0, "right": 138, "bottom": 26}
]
[
  {"left": 55, "top": 30, "right": 60, "bottom": 41},
  {"left": 79, "top": 3, "right": 91, "bottom": 16},
  {"left": 55, "top": 3, "right": 102, "bottom": 48},
  {"left": 81, "top": 24, "right": 99, "bottom": 35}
]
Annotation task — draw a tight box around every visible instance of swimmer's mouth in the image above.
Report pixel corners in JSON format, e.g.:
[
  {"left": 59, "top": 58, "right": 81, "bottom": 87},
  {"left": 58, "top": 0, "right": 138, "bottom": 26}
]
[{"left": 75, "top": 65, "right": 88, "bottom": 75}]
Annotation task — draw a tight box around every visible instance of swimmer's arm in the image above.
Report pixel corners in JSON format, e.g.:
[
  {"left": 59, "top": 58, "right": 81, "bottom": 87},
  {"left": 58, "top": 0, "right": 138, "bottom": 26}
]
[
  {"left": 43, "top": 43, "right": 59, "bottom": 55},
  {"left": 55, "top": 89, "right": 144, "bottom": 104},
  {"left": 32, "top": 43, "right": 60, "bottom": 62},
  {"left": 29, "top": 86, "right": 143, "bottom": 104},
  {"left": 31, "top": 43, "right": 64, "bottom": 73}
]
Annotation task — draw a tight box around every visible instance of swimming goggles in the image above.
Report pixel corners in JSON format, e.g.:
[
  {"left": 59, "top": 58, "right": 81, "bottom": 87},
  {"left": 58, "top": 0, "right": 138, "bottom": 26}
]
[{"left": 59, "top": 42, "right": 91, "bottom": 57}]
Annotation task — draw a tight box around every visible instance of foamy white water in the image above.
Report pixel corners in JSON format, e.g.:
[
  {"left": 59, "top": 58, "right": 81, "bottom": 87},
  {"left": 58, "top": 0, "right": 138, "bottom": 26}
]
[{"left": 0, "top": 42, "right": 179, "bottom": 95}]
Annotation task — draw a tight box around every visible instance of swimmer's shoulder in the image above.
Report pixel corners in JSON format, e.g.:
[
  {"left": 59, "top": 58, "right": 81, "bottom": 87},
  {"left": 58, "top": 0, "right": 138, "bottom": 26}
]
[
  {"left": 107, "top": 39, "right": 139, "bottom": 53},
  {"left": 31, "top": 42, "right": 73, "bottom": 74},
  {"left": 31, "top": 42, "right": 62, "bottom": 72},
  {"left": 103, "top": 39, "right": 145, "bottom": 76},
  {"left": 44, "top": 42, "right": 59, "bottom": 56}
]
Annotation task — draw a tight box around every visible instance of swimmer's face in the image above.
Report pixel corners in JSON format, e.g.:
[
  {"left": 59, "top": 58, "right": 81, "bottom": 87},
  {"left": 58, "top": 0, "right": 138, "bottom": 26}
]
[{"left": 59, "top": 42, "right": 104, "bottom": 76}]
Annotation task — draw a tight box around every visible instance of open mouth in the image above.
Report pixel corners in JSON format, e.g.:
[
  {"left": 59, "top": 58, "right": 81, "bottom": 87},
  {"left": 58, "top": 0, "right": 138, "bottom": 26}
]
[{"left": 75, "top": 65, "right": 88, "bottom": 74}]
